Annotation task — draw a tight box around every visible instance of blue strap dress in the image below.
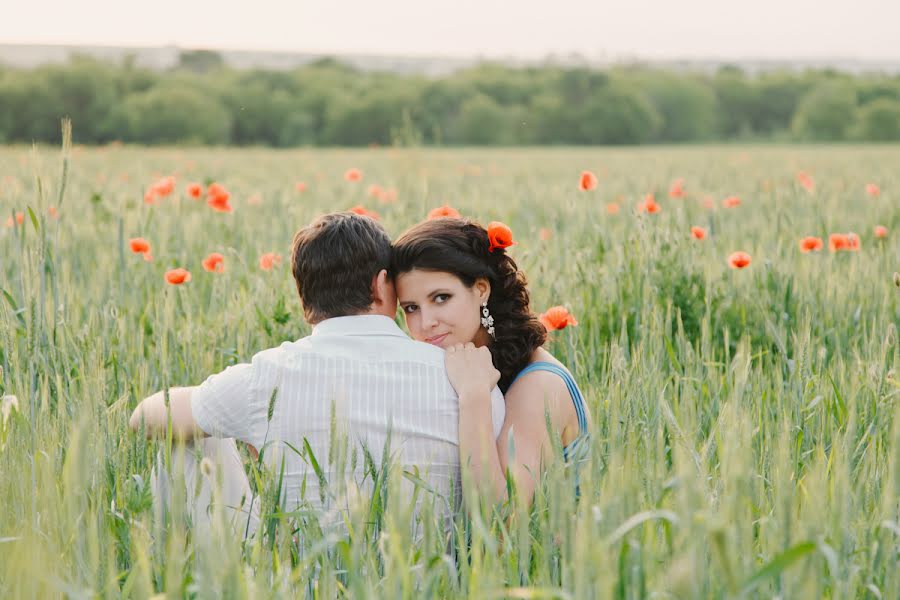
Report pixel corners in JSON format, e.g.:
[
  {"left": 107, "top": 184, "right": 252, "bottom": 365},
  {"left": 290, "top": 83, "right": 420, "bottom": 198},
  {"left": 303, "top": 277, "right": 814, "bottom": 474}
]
[{"left": 510, "top": 361, "right": 590, "bottom": 478}]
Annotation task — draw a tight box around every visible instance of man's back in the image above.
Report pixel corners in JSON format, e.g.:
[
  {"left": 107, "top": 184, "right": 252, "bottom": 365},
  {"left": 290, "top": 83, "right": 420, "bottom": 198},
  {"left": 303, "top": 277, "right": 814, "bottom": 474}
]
[{"left": 191, "top": 315, "right": 504, "bottom": 521}]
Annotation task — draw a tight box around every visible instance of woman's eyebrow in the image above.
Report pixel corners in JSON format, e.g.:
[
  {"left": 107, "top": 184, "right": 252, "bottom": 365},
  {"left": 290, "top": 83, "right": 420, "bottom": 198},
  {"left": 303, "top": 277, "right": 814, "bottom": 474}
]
[{"left": 398, "top": 289, "right": 451, "bottom": 305}]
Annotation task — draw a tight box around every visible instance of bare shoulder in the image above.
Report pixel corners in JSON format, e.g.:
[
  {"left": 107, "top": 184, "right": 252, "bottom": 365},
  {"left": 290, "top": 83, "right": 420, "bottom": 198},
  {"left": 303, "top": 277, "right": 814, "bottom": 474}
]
[
  {"left": 504, "top": 350, "right": 582, "bottom": 443},
  {"left": 505, "top": 366, "right": 570, "bottom": 408}
]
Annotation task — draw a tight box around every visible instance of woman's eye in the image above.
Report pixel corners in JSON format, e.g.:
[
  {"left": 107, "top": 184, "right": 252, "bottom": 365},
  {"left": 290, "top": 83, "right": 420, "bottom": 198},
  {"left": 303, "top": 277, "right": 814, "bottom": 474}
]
[
  {"left": 403, "top": 305, "right": 418, "bottom": 314},
  {"left": 434, "top": 294, "right": 451, "bottom": 304}
]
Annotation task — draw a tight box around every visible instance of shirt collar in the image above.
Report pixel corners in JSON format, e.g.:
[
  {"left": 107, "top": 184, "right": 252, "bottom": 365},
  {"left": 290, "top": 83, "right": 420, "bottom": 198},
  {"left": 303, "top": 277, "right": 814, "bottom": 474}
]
[{"left": 311, "top": 314, "right": 409, "bottom": 338}]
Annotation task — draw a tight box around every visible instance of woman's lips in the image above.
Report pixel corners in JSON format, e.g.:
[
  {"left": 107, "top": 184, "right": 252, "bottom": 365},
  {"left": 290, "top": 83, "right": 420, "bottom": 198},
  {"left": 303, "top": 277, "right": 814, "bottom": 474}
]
[{"left": 426, "top": 333, "right": 449, "bottom": 346}]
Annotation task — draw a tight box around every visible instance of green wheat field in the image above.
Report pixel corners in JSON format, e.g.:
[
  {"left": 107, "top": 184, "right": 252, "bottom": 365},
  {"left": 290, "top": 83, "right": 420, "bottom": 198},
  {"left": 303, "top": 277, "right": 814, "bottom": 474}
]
[{"left": 1, "top": 137, "right": 898, "bottom": 598}]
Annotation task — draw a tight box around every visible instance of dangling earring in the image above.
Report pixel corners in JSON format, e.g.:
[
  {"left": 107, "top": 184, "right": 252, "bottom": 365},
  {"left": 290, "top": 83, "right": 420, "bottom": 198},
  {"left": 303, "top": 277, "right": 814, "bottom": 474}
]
[{"left": 481, "top": 301, "right": 496, "bottom": 340}]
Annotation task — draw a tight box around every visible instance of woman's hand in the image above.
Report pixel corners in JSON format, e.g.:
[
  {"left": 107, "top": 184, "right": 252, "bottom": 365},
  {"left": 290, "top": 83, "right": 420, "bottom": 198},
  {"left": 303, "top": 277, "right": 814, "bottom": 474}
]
[
  {"left": 445, "top": 342, "right": 500, "bottom": 405},
  {"left": 447, "top": 342, "right": 507, "bottom": 504}
]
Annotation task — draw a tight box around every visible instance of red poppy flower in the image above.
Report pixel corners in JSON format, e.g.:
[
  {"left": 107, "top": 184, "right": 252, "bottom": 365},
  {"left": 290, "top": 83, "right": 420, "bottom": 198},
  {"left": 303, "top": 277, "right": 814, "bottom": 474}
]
[
  {"left": 379, "top": 187, "right": 398, "bottom": 204},
  {"left": 669, "top": 178, "right": 686, "bottom": 198},
  {"left": 367, "top": 184, "right": 383, "bottom": 199},
  {"left": 165, "top": 268, "right": 191, "bottom": 285},
  {"left": 690, "top": 226, "right": 707, "bottom": 240},
  {"left": 143, "top": 190, "right": 158, "bottom": 205},
  {"left": 539, "top": 227, "right": 552, "bottom": 241},
  {"left": 728, "top": 251, "right": 751, "bottom": 269},
  {"left": 427, "top": 204, "right": 461, "bottom": 220},
  {"left": 486, "top": 221, "right": 515, "bottom": 252},
  {"left": 829, "top": 233, "right": 850, "bottom": 252},
  {"left": 638, "top": 195, "right": 660, "bottom": 214},
  {"left": 702, "top": 196, "right": 715, "bottom": 209},
  {"left": 295, "top": 182, "right": 307, "bottom": 193},
  {"left": 847, "top": 232, "right": 860, "bottom": 251},
  {"left": 874, "top": 225, "right": 888, "bottom": 238},
  {"left": 15, "top": 212, "right": 24, "bottom": 225},
  {"left": 539, "top": 306, "right": 579, "bottom": 331},
  {"left": 207, "top": 196, "right": 232, "bottom": 213},
  {"left": 47, "top": 206, "right": 58, "bottom": 218},
  {"left": 344, "top": 168, "right": 363, "bottom": 182},
  {"left": 186, "top": 183, "right": 203, "bottom": 199},
  {"left": 797, "top": 171, "right": 815, "bottom": 193},
  {"left": 722, "top": 196, "right": 741, "bottom": 208},
  {"left": 129, "top": 238, "right": 150, "bottom": 253},
  {"left": 579, "top": 171, "right": 598, "bottom": 191},
  {"left": 152, "top": 176, "right": 176, "bottom": 198},
  {"left": 865, "top": 183, "right": 880, "bottom": 197},
  {"left": 349, "top": 205, "right": 380, "bottom": 220},
  {"left": 207, "top": 183, "right": 233, "bottom": 213},
  {"left": 202, "top": 252, "right": 225, "bottom": 273},
  {"left": 799, "top": 236, "right": 823, "bottom": 253},
  {"left": 259, "top": 252, "right": 282, "bottom": 271},
  {"left": 606, "top": 202, "right": 620, "bottom": 215},
  {"left": 129, "top": 237, "right": 153, "bottom": 261}
]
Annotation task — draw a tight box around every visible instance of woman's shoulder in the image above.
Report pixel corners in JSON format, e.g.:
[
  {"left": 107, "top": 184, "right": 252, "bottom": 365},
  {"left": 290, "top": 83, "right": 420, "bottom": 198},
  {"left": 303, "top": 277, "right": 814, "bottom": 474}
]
[
  {"left": 531, "top": 348, "right": 566, "bottom": 369},
  {"left": 507, "top": 350, "right": 573, "bottom": 399}
]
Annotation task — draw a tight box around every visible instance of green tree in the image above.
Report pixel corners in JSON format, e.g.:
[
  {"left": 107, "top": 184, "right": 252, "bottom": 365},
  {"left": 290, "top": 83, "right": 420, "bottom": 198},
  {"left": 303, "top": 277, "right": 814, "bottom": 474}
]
[
  {"left": 0, "top": 58, "right": 120, "bottom": 143},
  {"left": 456, "top": 63, "right": 541, "bottom": 105},
  {"left": 221, "top": 78, "right": 296, "bottom": 146},
  {"left": 854, "top": 98, "right": 900, "bottom": 141},
  {"left": 417, "top": 79, "right": 471, "bottom": 143},
  {"left": 750, "top": 72, "right": 812, "bottom": 134},
  {"left": 115, "top": 85, "right": 231, "bottom": 144},
  {"left": 528, "top": 91, "right": 582, "bottom": 144},
  {"left": 176, "top": 50, "right": 225, "bottom": 74},
  {"left": 855, "top": 80, "right": 900, "bottom": 105},
  {"left": 791, "top": 81, "right": 858, "bottom": 141},
  {"left": 580, "top": 81, "right": 661, "bottom": 144},
  {"left": 323, "top": 84, "right": 417, "bottom": 145},
  {"left": 457, "top": 93, "right": 514, "bottom": 145},
  {"left": 633, "top": 71, "right": 719, "bottom": 141},
  {"left": 712, "top": 66, "right": 759, "bottom": 137},
  {"left": 291, "top": 62, "right": 364, "bottom": 144}
]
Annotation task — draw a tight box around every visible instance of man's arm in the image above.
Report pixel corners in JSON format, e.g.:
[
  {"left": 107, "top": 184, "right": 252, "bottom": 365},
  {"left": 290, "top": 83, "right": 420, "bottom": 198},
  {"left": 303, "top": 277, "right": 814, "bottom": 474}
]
[{"left": 129, "top": 386, "right": 208, "bottom": 439}]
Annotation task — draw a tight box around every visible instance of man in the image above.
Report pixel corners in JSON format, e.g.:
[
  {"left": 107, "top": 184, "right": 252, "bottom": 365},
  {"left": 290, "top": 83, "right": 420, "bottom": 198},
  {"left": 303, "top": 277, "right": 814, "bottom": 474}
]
[{"left": 130, "top": 212, "right": 504, "bottom": 535}]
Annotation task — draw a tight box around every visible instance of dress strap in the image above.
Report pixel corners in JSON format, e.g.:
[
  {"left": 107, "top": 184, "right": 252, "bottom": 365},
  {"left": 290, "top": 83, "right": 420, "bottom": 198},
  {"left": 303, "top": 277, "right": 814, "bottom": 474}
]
[{"left": 512, "top": 361, "right": 589, "bottom": 440}]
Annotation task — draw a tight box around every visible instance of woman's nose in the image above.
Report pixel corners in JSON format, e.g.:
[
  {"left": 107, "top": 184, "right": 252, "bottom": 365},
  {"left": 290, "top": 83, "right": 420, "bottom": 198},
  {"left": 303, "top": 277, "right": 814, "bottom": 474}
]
[{"left": 420, "top": 308, "right": 439, "bottom": 329}]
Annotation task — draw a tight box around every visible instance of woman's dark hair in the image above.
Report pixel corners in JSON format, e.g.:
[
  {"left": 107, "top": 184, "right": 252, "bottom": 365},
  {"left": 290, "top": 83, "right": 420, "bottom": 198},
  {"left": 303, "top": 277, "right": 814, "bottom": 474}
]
[{"left": 391, "top": 218, "right": 547, "bottom": 392}]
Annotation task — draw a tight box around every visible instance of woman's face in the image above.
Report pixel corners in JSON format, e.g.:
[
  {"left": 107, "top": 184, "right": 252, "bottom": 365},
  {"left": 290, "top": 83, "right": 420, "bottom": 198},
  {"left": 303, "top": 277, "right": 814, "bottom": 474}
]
[{"left": 395, "top": 269, "right": 490, "bottom": 349}]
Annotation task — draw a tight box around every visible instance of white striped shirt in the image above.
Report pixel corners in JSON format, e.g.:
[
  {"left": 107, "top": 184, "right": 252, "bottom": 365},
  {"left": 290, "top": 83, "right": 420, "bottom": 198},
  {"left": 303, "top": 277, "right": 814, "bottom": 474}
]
[{"left": 191, "top": 315, "right": 505, "bottom": 521}]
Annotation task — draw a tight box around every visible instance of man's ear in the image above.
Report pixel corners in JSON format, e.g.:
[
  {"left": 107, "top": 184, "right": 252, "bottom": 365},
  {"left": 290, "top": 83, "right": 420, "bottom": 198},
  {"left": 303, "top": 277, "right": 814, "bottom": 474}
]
[
  {"left": 474, "top": 277, "right": 491, "bottom": 303},
  {"left": 371, "top": 269, "right": 396, "bottom": 306}
]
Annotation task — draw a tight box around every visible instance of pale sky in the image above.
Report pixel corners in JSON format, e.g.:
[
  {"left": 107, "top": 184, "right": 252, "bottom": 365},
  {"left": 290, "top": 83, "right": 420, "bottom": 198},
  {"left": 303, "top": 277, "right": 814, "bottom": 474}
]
[{"left": 2, "top": 0, "right": 898, "bottom": 61}]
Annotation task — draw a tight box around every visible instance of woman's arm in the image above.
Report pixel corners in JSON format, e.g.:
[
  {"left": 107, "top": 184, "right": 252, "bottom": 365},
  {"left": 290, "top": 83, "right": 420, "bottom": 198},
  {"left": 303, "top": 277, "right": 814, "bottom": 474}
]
[
  {"left": 446, "top": 344, "right": 571, "bottom": 505},
  {"left": 445, "top": 344, "right": 508, "bottom": 502}
]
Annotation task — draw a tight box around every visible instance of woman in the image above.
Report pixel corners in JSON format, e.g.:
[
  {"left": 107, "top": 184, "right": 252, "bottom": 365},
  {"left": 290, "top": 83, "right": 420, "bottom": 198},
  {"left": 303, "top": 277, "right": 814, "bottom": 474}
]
[{"left": 391, "top": 218, "right": 589, "bottom": 503}]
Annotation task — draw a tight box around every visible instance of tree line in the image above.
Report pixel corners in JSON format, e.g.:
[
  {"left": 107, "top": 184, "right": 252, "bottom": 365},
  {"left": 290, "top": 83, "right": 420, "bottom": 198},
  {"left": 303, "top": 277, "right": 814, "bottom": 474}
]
[{"left": 1, "top": 52, "right": 899, "bottom": 146}]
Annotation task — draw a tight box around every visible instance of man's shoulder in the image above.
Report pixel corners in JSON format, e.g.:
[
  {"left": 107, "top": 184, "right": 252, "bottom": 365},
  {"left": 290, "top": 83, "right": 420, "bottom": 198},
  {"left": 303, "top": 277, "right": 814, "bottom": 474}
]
[
  {"left": 248, "top": 339, "right": 306, "bottom": 361},
  {"left": 249, "top": 336, "right": 448, "bottom": 369},
  {"left": 387, "top": 337, "right": 447, "bottom": 366}
]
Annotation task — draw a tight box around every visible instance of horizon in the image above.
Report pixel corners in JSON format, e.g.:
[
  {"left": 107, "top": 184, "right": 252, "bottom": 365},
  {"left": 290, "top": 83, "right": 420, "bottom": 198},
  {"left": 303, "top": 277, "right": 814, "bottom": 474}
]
[{"left": 5, "top": 40, "right": 900, "bottom": 65}]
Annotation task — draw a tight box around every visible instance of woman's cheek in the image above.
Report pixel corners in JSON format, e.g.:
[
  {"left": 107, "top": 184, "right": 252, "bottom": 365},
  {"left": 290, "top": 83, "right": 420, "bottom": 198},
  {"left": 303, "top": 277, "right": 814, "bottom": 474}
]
[{"left": 406, "top": 314, "right": 423, "bottom": 339}]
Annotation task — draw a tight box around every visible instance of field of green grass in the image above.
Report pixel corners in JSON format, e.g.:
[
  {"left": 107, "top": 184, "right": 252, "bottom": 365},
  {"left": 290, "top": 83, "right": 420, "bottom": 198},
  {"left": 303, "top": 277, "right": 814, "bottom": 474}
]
[{"left": 1, "top": 137, "right": 898, "bottom": 598}]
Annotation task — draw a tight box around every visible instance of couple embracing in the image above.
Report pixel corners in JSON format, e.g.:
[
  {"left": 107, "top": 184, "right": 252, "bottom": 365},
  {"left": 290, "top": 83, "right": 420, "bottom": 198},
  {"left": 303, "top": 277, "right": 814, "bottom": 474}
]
[{"left": 130, "top": 211, "right": 589, "bottom": 534}]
